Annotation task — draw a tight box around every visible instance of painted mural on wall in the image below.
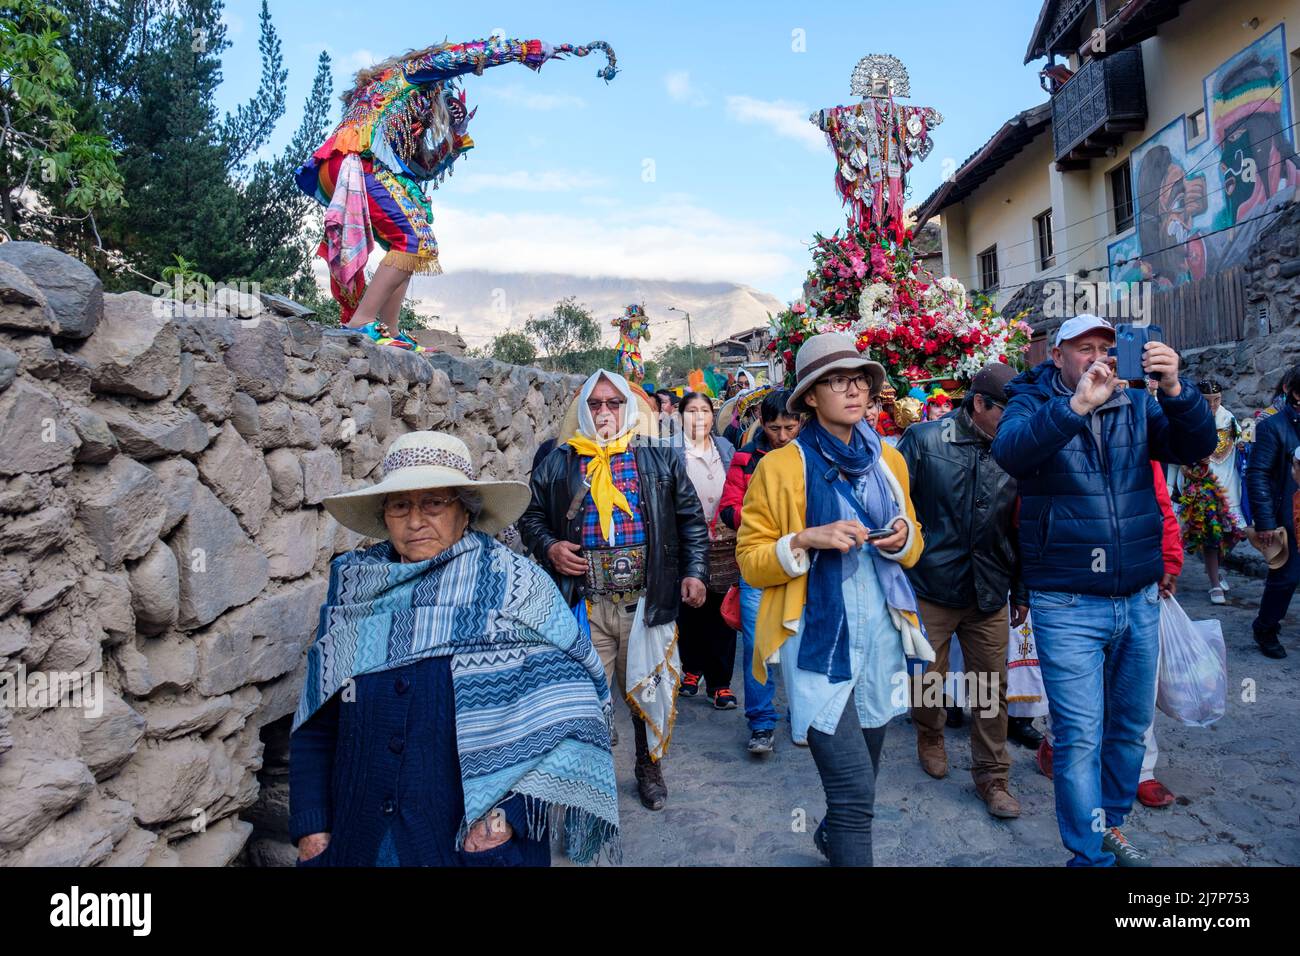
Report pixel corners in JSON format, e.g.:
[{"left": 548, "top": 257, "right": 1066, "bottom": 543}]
[{"left": 1109, "top": 24, "right": 1297, "bottom": 291}]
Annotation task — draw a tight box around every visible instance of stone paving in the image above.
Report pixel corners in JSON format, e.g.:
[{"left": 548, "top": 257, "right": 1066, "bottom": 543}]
[{"left": 609, "top": 561, "right": 1300, "bottom": 867}]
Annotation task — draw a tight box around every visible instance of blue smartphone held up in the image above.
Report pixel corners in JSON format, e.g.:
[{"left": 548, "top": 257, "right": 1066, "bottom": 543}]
[{"left": 1109, "top": 324, "right": 1163, "bottom": 384}]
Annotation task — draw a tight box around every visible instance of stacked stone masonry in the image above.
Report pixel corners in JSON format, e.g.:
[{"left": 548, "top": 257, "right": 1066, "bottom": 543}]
[{"left": 0, "top": 242, "right": 579, "bottom": 867}]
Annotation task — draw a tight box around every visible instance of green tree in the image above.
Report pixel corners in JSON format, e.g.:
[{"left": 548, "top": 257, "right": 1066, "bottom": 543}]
[
  {"left": 56, "top": 0, "right": 333, "bottom": 288},
  {"left": 525, "top": 296, "right": 601, "bottom": 370},
  {"left": 0, "top": 0, "right": 125, "bottom": 240},
  {"left": 488, "top": 330, "right": 538, "bottom": 366},
  {"left": 654, "top": 338, "right": 708, "bottom": 384}
]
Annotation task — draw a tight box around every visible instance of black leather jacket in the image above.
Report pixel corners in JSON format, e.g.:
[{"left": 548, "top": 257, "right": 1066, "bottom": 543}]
[
  {"left": 897, "top": 407, "right": 1026, "bottom": 612},
  {"left": 519, "top": 440, "right": 710, "bottom": 627}
]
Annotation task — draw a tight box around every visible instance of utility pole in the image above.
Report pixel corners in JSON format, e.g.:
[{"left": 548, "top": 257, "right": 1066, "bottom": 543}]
[{"left": 668, "top": 306, "right": 696, "bottom": 368}]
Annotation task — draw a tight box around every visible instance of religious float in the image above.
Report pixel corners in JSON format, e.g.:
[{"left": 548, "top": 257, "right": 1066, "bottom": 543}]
[{"left": 768, "top": 54, "right": 1033, "bottom": 429}]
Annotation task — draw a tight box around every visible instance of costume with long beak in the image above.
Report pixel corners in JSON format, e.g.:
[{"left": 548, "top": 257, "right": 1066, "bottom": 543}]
[{"left": 295, "top": 37, "right": 617, "bottom": 321}]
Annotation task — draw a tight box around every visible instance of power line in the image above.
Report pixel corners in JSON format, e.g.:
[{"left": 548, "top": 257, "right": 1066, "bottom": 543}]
[
  {"left": 923, "top": 52, "right": 1300, "bottom": 276},
  {"left": 943, "top": 145, "right": 1299, "bottom": 289}
]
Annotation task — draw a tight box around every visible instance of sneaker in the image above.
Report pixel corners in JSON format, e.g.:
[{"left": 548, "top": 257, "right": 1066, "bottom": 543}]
[
  {"left": 813, "top": 818, "right": 830, "bottom": 861},
  {"left": 747, "top": 729, "right": 775, "bottom": 755},
  {"left": 680, "top": 672, "right": 701, "bottom": 697},
  {"left": 1102, "top": 827, "right": 1151, "bottom": 867},
  {"left": 1209, "top": 587, "right": 1226, "bottom": 605},
  {"left": 711, "top": 687, "right": 737, "bottom": 710},
  {"left": 1036, "top": 739, "right": 1054, "bottom": 780},
  {"left": 1137, "top": 779, "right": 1176, "bottom": 808}
]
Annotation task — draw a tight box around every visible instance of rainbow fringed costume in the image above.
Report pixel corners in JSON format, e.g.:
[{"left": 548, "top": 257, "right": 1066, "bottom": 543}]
[
  {"left": 613, "top": 303, "right": 649, "bottom": 383},
  {"left": 295, "top": 37, "right": 616, "bottom": 321}
]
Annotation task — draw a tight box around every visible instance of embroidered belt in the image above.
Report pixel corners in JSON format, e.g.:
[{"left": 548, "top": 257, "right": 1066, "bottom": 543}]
[{"left": 583, "top": 545, "right": 647, "bottom": 598}]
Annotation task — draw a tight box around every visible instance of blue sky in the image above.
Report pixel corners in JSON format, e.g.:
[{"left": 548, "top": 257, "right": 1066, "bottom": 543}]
[{"left": 215, "top": 0, "right": 1048, "bottom": 302}]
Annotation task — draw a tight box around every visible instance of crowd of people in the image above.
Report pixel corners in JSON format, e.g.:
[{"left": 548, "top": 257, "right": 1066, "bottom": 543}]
[{"left": 288, "top": 312, "right": 1300, "bottom": 869}]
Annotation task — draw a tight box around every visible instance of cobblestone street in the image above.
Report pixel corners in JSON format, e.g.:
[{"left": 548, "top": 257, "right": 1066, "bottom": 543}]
[{"left": 612, "top": 561, "right": 1300, "bottom": 867}]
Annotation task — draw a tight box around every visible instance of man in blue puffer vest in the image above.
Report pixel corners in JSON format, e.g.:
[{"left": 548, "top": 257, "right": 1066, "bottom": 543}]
[{"left": 992, "top": 314, "right": 1216, "bottom": 867}]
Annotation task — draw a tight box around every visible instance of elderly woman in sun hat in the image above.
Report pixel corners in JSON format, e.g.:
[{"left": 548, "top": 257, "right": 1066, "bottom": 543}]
[{"left": 290, "top": 431, "right": 619, "bottom": 867}]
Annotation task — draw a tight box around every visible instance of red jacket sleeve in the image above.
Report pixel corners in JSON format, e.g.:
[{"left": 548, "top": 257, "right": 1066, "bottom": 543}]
[
  {"left": 717, "top": 451, "right": 752, "bottom": 531},
  {"left": 1151, "top": 460, "right": 1183, "bottom": 576}
]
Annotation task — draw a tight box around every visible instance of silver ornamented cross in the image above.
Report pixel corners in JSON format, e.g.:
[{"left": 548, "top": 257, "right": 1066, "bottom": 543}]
[{"left": 811, "top": 54, "right": 944, "bottom": 231}]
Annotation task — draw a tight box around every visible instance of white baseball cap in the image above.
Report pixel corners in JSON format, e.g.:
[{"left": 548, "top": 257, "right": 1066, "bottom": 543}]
[{"left": 1053, "top": 314, "right": 1116, "bottom": 347}]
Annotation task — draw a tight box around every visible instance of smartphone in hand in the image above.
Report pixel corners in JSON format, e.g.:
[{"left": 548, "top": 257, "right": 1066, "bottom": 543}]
[{"left": 1110, "top": 324, "right": 1163, "bottom": 385}]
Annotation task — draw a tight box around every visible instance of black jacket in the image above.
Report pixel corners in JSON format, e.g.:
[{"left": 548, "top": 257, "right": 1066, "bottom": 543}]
[
  {"left": 518, "top": 440, "right": 710, "bottom": 627},
  {"left": 897, "top": 407, "right": 1026, "bottom": 612},
  {"left": 1246, "top": 403, "right": 1300, "bottom": 533}
]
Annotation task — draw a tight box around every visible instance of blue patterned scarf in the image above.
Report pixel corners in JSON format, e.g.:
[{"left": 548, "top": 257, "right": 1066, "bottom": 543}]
[
  {"left": 293, "top": 531, "right": 619, "bottom": 864},
  {"left": 797, "top": 417, "right": 917, "bottom": 682}
]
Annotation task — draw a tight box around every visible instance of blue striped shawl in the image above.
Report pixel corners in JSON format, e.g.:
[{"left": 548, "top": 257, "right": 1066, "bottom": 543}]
[{"left": 293, "top": 531, "right": 619, "bottom": 864}]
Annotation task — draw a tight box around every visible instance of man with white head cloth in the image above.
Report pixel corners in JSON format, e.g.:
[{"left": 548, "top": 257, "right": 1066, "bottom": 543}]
[{"left": 520, "top": 370, "right": 710, "bottom": 811}]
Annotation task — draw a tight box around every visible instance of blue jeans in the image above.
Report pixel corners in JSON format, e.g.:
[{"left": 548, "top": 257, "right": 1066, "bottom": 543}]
[
  {"left": 806, "top": 694, "right": 887, "bottom": 867},
  {"left": 739, "top": 580, "right": 778, "bottom": 732},
  {"left": 1030, "top": 583, "right": 1160, "bottom": 867}
]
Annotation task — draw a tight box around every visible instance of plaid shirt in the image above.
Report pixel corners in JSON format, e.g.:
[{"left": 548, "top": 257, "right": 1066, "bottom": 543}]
[{"left": 580, "top": 449, "right": 647, "bottom": 548}]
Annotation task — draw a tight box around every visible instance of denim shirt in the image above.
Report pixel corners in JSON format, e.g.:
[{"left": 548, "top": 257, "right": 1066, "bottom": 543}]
[{"left": 781, "top": 472, "right": 909, "bottom": 739}]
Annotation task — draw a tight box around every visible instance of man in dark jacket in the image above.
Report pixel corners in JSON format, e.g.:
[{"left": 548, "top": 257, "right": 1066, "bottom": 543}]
[
  {"left": 899, "top": 362, "right": 1026, "bottom": 819},
  {"left": 1245, "top": 363, "right": 1300, "bottom": 659},
  {"left": 992, "top": 315, "right": 1216, "bottom": 867},
  {"left": 519, "top": 369, "right": 709, "bottom": 812}
]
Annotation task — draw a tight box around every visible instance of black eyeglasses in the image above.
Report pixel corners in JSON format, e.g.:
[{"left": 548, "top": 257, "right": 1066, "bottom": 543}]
[{"left": 818, "top": 373, "right": 872, "bottom": 394}]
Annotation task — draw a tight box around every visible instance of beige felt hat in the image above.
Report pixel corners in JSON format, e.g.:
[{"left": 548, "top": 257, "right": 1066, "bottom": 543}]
[
  {"left": 1246, "top": 526, "right": 1290, "bottom": 570},
  {"left": 787, "top": 331, "right": 886, "bottom": 414},
  {"left": 322, "top": 431, "right": 531, "bottom": 540}
]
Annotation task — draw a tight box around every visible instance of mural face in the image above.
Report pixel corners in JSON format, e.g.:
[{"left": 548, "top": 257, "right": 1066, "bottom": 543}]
[{"left": 1109, "top": 25, "right": 1296, "bottom": 291}]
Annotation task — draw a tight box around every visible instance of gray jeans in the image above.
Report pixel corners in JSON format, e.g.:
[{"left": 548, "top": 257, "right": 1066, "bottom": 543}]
[{"left": 806, "top": 694, "right": 887, "bottom": 867}]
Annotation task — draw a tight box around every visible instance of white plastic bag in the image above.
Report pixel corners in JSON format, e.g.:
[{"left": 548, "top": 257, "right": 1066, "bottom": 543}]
[{"left": 1156, "top": 595, "right": 1227, "bottom": 727}]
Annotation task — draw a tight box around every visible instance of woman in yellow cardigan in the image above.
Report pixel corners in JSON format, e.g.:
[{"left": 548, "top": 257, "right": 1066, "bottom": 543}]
[{"left": 737, "top": 332, "right": 934, "bottom": 866}]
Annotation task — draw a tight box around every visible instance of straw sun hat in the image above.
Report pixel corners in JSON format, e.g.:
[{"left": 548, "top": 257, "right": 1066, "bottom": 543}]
[{"left": 323, "top": 431, "right": 531, "bottom": 540}]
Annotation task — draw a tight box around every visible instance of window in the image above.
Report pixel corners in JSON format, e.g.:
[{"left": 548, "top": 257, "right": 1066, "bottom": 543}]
[
  {"left": 978, "top": 245, "right": 1000, "bottom": 292},
  {"left": 1110, "top": 160, "right": 1134, "bottom": 233},
  {"left": 1035, "top": 209, "right": 1056, "bottom": 270},
  {"left": 1186, "top": 108, "right": 1207, "bottom": 146}
]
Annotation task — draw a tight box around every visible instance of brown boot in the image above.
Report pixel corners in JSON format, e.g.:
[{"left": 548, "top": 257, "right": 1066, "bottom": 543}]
[
  {"left": 976, "top": 778, "right": 1021, "bottom": 819},
  {"left": 917, "top": 731, "right": 947, "bottom": 779},
  {"left": 632, "top": 717, "right": 667, "bottom": 810}
]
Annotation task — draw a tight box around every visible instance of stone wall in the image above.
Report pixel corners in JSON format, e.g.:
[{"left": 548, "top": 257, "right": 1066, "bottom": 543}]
[{"left": 0, "top": 242, "right": 579, "bottom": 867}]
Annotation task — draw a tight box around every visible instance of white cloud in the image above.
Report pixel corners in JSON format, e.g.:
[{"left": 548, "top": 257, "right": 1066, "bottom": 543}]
[
  {"left": 429, "top": 198, "right": 799, "bottom": 288},
  {"left": 453, "top": 169, "right": 609, "bottom": 194},
  {"left": 480, "top": 84, "right": 587, "bottom": 111},
  {"left": 221, "top": 11, "right": 245, "bottom": 37},
  {"left": 664, "top": 70, "right": 708, "bottom": 107},
  {"left": 345, "top": 49, "right": 379, "bottom": 72},
  {"left": 725, "top": 95, "right": 825, "bottom": 152}
]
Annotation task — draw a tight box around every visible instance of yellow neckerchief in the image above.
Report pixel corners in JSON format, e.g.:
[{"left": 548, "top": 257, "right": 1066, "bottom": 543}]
[{"left": 566, "top": 432, "right": 634, "bottom": 545}]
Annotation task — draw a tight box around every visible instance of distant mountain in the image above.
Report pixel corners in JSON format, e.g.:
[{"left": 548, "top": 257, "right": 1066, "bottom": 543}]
[{"left": 403, "top": 270, "right": 786, "bottom": 350}]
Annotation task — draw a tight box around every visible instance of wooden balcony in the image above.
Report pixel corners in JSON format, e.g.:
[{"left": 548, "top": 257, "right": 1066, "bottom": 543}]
[{"left": 1051, "top": 46, "right": 1147, "bottom": 168}]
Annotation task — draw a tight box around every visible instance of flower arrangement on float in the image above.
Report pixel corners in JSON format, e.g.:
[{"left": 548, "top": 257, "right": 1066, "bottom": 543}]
[{"left": 767, "top": 224, "right": 1033, "bottom": 396}]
